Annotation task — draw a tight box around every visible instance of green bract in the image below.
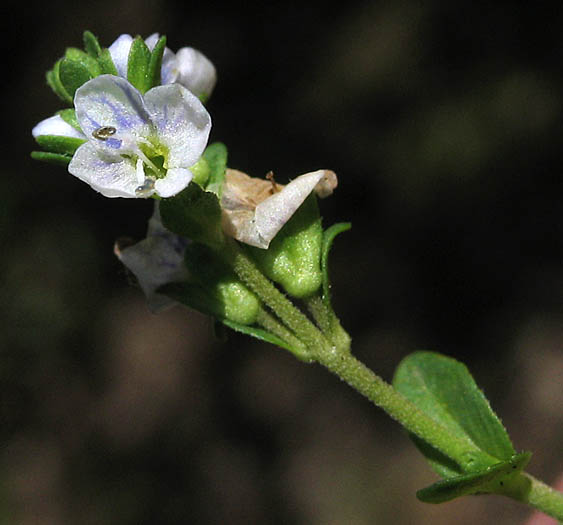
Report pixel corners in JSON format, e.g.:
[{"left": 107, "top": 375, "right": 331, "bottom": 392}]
[{"left": 393, "top": 351, "right": 531, "bottom": 502}]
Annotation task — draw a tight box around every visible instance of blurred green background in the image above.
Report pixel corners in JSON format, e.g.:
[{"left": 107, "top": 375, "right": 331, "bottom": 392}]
[{"left": 3, "top": 0, "right": 563, "bottom": 523}]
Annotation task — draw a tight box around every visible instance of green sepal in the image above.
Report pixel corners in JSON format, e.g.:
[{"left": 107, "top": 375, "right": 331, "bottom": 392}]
[
  {"left": 222, "top": 319, "right": 300, "bottom": 354},
  {"left": 34, "top": 135, "right": 86, "bottom": 156},
  {"left": 59, "top": 57, "right": 94, "bottom": 100},
  {"left": 160, "top": 182, "right": 225, "bottom": 249},
  {"left": 57, "top": 109, "right": 82, "bottom": 132},
  {"left": 31, "top": 151, "right": 72, "bottom": 166},
  {"left": 147, "top": 35, "right": 167, "bottom": 89},
  {"left": 46, "top": 60, "right": 72, "bottom": 104},
  {"left": 160, "top": 274, "right": 260, "bottom": 327},
  {"left": 64, "top": 47, "right": 102, "bottom": 77},
  {"left": 127, "top": 36, "right": 151, "bottom": 93},
  {"left": 202, "top": 142, "right": 228, "bottom": 197},
  {"left": 83, "top": 30, "right": 102, "bottom": 58},
  {"left": 97, "top": 48, "right": 119, "bottom": 75},
  {"left": 183, "top": 242, "right": 260, "bottom": 325},
  {"left": 190, "top": 158, "right": 210, "bottom": 187},
  {"left": 321, "top": 222, "right": 351, "bottom": 304},
  {"left": 249, "top": 195, "right": 323, "bottom": 298},
  {"left": 416, "top": 452, "right": 532, "bottom": 503}
]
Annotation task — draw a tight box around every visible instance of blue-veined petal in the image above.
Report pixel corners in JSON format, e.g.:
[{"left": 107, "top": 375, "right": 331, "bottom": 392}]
[
  {"left": 114, "top": 203, "right": 189, "bottom": 312},
  {"left": 154, "top": 167, "right": 193, "bottom": 198},
  {"left": 32, "top": 115, "right": 85, "bottom": 139},
  {"left": 108, "top": 34, "right": 133, "bottom": 78},
  {"left": 69, "top": 141, "right": 140, "bottom": 198},
  {"left": 175, "top": 47, "right": 217, "bottom": 99},
  {"left": 74, "top": 75, "right": 152, "bottom": 149},
  {"left": 144, "top": 83, "right": 211, "bottom": 168}
]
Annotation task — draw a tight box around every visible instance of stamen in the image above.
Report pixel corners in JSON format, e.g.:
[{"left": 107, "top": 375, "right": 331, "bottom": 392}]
[{"left": 92, "top": 126, "right": 117, "bottom": 141}]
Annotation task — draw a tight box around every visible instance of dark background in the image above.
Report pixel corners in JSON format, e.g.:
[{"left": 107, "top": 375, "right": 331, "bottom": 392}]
[{"left": 2, "top": 0, "right": 563, "bottom": 523}]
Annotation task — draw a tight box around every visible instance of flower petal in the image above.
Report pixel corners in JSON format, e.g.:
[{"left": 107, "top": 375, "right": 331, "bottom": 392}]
[
  {"left": 108, "top": 34, "right": 133, "bottom": 78},
  {"left": 74, "top": 75, "right": 152, "bottom": 149},
  {"left": 68, "top": 141, "right": 140, "bottom": 198},
  {"left": 154, "top": 167, "right": 193, "bottom": 198},
  {"left": 114, "top": 203, "right": 189, "bottom": 312},
  {"left": 222, "top": 170, "right": 329, "bottom": 248},
  {"left": 174, "top": 47, "right": 217, "bottom": 99},
  {"left": 32, "top": 115, "right": 85, "bottom": 139},
  {"left": 144, "top": 84, "right": 211, "bottom": 168}
]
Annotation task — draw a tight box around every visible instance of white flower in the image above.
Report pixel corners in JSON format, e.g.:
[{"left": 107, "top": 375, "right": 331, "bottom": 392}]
[
  {"left": 114, "top": 203, "right": 189, "bottom": 312},
  {"left": 63, "top": 74, "right": 211, "bottom": 198},
  {"left": 221, "top": 169, "right": 338, "bottom": 248},
  {"left": 109, "top": 33, "right": 217, "bottom": 100}
]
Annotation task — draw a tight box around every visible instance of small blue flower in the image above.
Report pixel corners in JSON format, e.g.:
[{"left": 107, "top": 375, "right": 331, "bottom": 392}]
[{"left": 34, "top": 74, "right": 211, "bottom": 198}]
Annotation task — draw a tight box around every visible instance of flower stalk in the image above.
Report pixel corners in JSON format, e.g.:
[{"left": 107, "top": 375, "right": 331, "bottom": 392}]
[{"left": 223, "top": 237, "right": 563, "bottom": 521}]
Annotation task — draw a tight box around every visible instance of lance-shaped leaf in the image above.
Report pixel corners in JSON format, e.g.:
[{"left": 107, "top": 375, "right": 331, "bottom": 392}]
[{"left": 393, "top": 351, "right": 516, "bottom": 474}]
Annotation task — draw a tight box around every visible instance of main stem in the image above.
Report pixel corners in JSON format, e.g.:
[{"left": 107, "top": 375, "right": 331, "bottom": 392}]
[{"left": 227, "top": 241, "right": 563, "bottom": 520}]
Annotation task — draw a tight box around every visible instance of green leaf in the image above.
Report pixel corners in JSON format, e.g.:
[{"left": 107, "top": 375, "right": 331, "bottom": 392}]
[
  {"left": 59, "top": 58, "right": 93, "bottom": 99},
  {"left": 46, "top": 60, "right": 72, "bottom": 104},
  {"left": 127, "top": 36, "right": 151, "bottom": 93},
  {"left": 416, "top": 452, "right": 532, "bottom": 503},
  {"left": 160, "top": 182, "right": 225, "bottom": 248},
  {"left": 31, "top": 151, "right": 72, "bottom": 166},
  {"left": 203, "top": 142, "right": 228, "bottom": 197},
  {"left": 222, "top": 319, "right": 300, "bottom": 354},
  {"left": 393, "top": 351, "right": 515, "bottom": 475},
  {"left": 147, "top": 35, "right": 167, "bottom": 89},
  {"left": 321, "top": 222, "right": 351, "bottom": 304},
  {"left": 57, "top": 109, "right": 82, "bottom": 132},
  {"left": 97, "top": 48, "right": 119, "bottom": 75},
  {"left": 34, "top": 135, "right": 86, "bottom": 156},
  {"left": 83, "top": 30, "right": 102, "bottom": 57}
]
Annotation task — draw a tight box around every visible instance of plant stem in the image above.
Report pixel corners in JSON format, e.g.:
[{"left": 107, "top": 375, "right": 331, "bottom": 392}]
[
  {"left": 224, "top": 238, "right": 563, "bottom": 520},
  {"left": 499, "top": 473, "right": 563, "bottom": 521},
  {"left": 314, "top": 348, "right": 497, "bottom": 469},
  {"left": 304, "top": 294, "right": 351, "bottom": 352},
  {"left": 225, "top": 241, "right": 333, "bottom": 354},
  {"left": 255, "top": 307, "right": 309, "bottom": 359}
]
